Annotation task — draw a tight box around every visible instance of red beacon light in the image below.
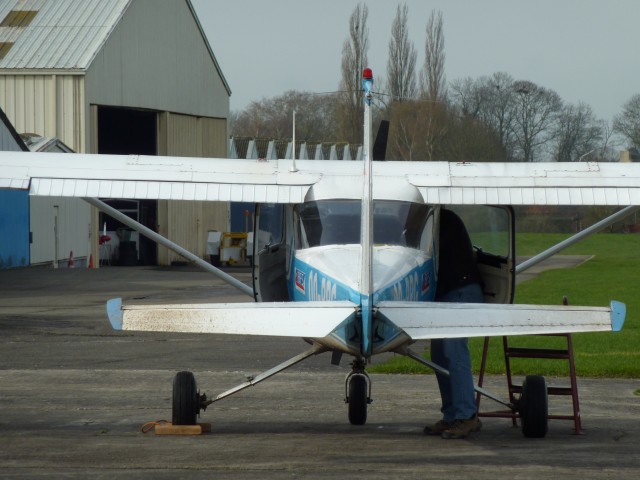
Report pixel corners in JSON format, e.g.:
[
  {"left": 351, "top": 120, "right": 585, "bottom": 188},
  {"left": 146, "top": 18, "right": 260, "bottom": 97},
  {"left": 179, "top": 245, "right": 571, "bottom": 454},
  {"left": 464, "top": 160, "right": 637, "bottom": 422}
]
[{"left": 363, "top": 68, "right": 373, "bottom": 80}]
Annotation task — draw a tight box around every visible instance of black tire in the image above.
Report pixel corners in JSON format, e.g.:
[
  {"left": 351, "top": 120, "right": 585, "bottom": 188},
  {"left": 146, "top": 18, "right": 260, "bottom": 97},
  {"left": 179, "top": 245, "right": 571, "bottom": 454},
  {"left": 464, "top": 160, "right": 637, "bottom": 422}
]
[
  {"left": 348, "top": 374, "right": 368, "bottom": 425},
  {"left": 520, "top": 375, "right": 548, "bottom": 438},
  {"left": 172, "top": 371, "right": 199, "bottom": 425}
]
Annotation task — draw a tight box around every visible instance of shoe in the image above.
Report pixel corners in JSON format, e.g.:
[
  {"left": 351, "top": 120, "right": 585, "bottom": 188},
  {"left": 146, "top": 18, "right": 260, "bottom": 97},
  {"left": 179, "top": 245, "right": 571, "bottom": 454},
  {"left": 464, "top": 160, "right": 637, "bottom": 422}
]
[
  {"left": 441, "top": 416, "right": 482, "bottom": 439},
  {"left": 423, "top": 419, "right": 452, "bottom": 436}
]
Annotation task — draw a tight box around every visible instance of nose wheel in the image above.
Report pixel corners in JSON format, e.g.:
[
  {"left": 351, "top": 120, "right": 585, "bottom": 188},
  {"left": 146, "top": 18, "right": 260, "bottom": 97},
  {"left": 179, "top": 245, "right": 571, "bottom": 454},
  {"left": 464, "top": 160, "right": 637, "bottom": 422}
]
[{"left": 345, "top": 358, "right": 372, "bottom": 425}]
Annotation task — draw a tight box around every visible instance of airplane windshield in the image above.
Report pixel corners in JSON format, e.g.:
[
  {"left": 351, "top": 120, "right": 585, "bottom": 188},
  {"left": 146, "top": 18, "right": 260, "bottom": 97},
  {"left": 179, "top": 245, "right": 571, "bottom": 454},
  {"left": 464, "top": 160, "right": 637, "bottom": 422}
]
[{"left": 295, "top": 200, "right": 433, "bottom": 249}]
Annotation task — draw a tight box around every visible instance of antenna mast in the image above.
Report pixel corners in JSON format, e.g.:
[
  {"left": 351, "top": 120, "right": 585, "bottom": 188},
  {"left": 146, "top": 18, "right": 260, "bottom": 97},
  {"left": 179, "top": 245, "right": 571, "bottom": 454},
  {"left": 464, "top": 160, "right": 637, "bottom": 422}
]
[{"left": 290, "top": 109, "right": 298, "bottom": 172}]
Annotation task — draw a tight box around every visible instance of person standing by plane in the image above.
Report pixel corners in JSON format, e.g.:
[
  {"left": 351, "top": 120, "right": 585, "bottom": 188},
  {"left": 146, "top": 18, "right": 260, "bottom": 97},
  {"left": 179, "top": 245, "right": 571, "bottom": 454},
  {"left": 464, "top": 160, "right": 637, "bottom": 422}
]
[{"left": 424, "top": 209, "right": 483, "bottom": 439}]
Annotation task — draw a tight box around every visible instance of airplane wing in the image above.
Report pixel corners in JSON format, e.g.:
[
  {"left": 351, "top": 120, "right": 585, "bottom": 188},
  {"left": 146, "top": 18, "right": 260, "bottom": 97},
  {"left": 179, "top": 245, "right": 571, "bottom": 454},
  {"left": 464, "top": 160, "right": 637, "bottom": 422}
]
[
  {"left": 377, "top": 300, "right": 626, "bottom": 339},
  {"left": 0, "top": 152, "right": 323, "bottom": 203},
  {"left": 404, "top": 161, "right": 640, "bottom": 205},
  {"left": 107, "top": 298, "right": 358, "bottom": 337},
  {"left": 3, "top": 151, "right": 640, "bottom": 205}
]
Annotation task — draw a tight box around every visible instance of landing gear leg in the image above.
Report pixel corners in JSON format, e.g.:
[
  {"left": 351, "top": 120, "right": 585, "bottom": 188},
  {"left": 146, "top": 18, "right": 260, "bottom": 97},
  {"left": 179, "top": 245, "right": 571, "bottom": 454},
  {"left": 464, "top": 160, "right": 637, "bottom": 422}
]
[
  {"left": 171, "top": 345, "right": 326, "bottom": 425},
  {"left": 345, "top": 358, "right": 372, "bottom": 425}
]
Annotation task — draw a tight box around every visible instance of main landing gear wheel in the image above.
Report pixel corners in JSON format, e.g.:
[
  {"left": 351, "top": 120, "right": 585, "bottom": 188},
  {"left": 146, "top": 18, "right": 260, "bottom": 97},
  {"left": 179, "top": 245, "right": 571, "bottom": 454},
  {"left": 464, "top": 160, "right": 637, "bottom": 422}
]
[
  {"left": 519, "top": 374, "right": 548, "bottom": 438},
  {"left": 172, "top": 371, "right": 200, "bottom": 425},
  {"left": 347, "top": 374, "right": 369, "bottom": 425}
]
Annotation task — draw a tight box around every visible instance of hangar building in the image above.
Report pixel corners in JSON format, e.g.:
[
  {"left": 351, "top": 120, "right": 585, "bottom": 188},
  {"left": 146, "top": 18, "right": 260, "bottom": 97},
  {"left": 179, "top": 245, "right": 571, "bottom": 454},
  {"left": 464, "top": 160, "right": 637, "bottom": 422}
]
[
  {"left": 0, "top": 0, "right": 231, "bottom": 266},
  {"left": 0, "top": 107, "right": 28, "bottom": 268}
]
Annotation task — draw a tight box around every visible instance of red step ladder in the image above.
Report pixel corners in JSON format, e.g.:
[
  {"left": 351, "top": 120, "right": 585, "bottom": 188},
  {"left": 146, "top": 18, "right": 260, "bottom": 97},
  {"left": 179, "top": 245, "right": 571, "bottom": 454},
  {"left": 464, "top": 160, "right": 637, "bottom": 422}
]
[{"left": 476, "top": 332, "right": 582, "bottom": 434}]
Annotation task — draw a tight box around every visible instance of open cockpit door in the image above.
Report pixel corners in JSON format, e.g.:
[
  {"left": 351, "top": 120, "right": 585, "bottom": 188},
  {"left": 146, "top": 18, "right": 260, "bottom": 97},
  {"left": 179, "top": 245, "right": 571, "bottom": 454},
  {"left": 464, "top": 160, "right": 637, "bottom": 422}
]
[
  {"left": 446, "top": 205, "right": 515, "bottom": 305},
  {"left": 253, "top": 203, "right": 289, "bottom": 302}
]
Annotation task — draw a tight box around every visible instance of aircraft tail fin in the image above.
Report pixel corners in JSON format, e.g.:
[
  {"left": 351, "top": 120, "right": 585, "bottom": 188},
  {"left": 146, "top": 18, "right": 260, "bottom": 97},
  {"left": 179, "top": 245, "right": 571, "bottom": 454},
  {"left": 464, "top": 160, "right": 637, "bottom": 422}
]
[
  {"left": 359, "top": 68, "right": 375, "bottom": 356},
  {"left": 372, "top": 120, "right": 389, "bottom": 161}
]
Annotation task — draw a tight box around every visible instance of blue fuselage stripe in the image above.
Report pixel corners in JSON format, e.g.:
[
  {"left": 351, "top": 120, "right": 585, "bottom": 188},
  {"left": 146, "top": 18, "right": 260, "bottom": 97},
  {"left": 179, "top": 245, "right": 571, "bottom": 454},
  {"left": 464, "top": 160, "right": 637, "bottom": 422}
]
[{"left": 289, "top": 255, "right": 436, "bottom": 354}]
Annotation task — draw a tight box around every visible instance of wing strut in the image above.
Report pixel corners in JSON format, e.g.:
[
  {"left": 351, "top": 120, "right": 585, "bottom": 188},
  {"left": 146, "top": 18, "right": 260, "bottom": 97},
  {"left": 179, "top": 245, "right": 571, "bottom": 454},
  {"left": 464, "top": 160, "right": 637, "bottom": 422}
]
[
  {"left": 83, "top": 197, "right": 254, "bottom": 297},
  {"left": 201, "top": 343, "right": 327, "bottom": 408},
  {"left": 516, "top": 205, "right": 640, "bottom": 274},
  {"left": 399, "top": 347, "right": 513, "bottom": 409}
]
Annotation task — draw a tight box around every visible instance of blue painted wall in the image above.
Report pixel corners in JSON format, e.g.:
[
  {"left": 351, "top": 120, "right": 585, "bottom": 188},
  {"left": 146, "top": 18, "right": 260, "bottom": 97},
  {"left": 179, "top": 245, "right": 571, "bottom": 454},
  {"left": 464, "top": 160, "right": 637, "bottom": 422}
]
[
  {"left": 0, "top": 190, "right": 30, "bottom": 268},
  {"left": 230, "top": 202, "right": 254, "bottom": 233}
]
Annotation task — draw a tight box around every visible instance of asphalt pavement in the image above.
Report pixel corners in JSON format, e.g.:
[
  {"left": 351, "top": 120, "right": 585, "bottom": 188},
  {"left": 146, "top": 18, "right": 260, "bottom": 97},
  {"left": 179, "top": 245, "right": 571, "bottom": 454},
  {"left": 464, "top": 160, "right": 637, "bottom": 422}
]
[{"left": 0, "top": 263, "right": 638, "bottom": 479}]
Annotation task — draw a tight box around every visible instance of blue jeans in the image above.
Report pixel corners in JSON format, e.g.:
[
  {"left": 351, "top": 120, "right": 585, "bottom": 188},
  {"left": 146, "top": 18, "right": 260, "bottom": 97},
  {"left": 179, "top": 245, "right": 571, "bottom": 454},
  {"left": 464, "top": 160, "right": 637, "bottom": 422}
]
[{"left": 431, "top": 282, "right": 483, "bottom": 422}]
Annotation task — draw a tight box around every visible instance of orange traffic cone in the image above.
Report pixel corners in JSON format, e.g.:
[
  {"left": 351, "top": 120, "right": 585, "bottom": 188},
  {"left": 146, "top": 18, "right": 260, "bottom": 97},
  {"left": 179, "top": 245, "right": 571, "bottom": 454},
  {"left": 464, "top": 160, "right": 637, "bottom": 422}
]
[
  {"left": 68, "top": 251, "right": 75, "bottom": 268},
  {"left": 88, "top": 254, "right": 94, "bottom": 268}
]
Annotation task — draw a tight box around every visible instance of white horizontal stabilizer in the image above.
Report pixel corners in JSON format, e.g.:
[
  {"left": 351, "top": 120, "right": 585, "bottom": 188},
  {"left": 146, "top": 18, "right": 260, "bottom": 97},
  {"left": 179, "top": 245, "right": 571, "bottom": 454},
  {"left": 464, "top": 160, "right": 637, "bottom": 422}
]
[
  {"left": 378, "top": 300, "right": 625, "bottom": 340},
  {"left": 107, "top": 299, "right": 357, "bottom": 337}
]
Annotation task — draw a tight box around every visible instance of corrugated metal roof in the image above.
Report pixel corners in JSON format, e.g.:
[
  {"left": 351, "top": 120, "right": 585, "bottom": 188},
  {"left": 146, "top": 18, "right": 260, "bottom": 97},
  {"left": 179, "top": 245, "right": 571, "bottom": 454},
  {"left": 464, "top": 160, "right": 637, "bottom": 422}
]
[
  {"left": 0, "top": 0, "right": 130, "bottom": 70},
  {"left": 0, "top": 0, "right": 231, "bottom": 94}
]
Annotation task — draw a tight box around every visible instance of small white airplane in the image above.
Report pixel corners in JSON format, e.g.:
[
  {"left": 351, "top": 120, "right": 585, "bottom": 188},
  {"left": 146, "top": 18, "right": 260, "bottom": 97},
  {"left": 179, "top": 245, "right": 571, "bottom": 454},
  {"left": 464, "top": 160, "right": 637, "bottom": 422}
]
[{"left": 0, "top": 68, "right": 634, "bottom": 437}]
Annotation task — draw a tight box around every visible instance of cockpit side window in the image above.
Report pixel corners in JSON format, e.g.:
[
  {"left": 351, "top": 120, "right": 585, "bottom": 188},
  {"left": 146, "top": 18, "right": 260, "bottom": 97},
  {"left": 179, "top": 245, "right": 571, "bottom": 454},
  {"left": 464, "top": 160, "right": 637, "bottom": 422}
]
[
  {"left": 447, "top": 205, "right": 511, "bottom": 257},
  {"left": 256, "top": 203, "right": 284, "bottom": 253},
  {"left": 400, "top": 203, "right": 433, "bottom": 250},
  {"left": 445, "top": 205, "right": 515, "bottom": 305},
  {"left": 294, "top": 202, "right": 323, "bottom": 248}
]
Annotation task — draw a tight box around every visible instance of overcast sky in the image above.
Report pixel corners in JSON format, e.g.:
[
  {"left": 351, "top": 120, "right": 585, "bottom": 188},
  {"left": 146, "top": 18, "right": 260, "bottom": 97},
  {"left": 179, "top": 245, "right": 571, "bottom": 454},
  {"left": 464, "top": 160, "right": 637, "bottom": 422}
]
[{"left": 192, "top": 0, "right": 639, "bottom": 123}]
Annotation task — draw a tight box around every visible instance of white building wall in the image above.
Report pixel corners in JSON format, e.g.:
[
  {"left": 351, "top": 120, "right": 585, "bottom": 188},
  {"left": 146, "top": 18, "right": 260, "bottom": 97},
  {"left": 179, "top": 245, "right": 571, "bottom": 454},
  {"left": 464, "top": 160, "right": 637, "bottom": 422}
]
[
  {"left": 157, "top": 111, "right": 228, "bottom": 265},
  {"left": 0, "top": 74, "right": 90, "bottom": 266},
  {"left": 0, "top": 74, "right": 85, "bottom": 152},
  {"left": 83, "top": 0, "right": 229, "bottom": 154},
  {"left": 0, "top": 0, "right": 230, "bottom": 267},
  {"left": 29, "top": 197, "right": 91, "bottom": 266}
]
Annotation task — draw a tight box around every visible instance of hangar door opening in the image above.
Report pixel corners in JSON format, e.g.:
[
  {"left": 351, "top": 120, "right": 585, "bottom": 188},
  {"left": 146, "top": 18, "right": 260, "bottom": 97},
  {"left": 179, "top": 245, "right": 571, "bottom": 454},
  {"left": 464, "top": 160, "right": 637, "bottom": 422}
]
[{"left": 96, "top": 106, "right": 158, "bottom": 266}]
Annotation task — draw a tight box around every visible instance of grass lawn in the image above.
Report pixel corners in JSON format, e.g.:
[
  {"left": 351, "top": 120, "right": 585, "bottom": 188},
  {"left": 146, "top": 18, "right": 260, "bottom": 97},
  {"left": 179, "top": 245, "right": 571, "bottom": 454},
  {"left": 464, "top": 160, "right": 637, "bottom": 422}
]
[{"left": 371, "top": 233, "right": 640, "bottom": 378}]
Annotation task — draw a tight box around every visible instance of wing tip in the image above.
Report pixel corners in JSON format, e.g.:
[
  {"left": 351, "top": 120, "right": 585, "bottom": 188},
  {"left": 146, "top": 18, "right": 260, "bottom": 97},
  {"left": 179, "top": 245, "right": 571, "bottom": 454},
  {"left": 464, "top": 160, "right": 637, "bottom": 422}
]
[
  {"left": 610, "top": 300, "right": 626, "bottom": 332},
  {"left": 107, "top": 298, "right": 123, "bottom": 330}
]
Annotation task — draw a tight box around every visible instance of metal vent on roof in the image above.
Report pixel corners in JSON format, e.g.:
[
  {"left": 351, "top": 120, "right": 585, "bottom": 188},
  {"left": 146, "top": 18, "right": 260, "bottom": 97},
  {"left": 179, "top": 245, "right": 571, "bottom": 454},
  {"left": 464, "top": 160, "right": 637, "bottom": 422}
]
[{"left": 0, "top": 10, "right": 38, "bottom": 27}]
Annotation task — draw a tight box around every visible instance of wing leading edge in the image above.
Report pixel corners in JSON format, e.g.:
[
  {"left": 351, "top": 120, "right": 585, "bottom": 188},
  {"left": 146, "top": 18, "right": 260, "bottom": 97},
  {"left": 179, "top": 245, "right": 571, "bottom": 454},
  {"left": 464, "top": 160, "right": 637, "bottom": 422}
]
[{"left": 4, "top": 151, "right": 640, "bottom": 206}]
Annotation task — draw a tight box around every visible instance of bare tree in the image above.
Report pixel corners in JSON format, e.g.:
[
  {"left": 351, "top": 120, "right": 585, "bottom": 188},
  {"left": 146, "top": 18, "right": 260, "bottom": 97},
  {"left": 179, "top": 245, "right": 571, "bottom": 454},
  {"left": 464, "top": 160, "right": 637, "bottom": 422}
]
[
  {"left": 598, "top": 120, "right": 617, "bottom": 161},
  {"left": 388, "top": 100, "right": 449, "bottom": 161},
  {"left": 386, "top": 4, "right": 417, "bottom": 103},
  {"left": 388, "top": 101, "right": 420, "bottom": 160},
  {"left": 389, "top": 98, "right": 505, "bottom": 162},
  {"left": 483, "top": 72, "right": 517, "bottom": 159},
  {"left": 449, "top": 76, "right": 486, "bottom": 118},
  {"left": 336, "top": 3, "right": 369, "bottom": 143},
  {"left": 449, "top": 72, "right": 517, "bottom": 160},
  {"left": 420, "top": 10, "right": 446, "bottom": 102},
  {"left": 446, "top": 113, "right": 507, "bottom": 162},
  {"left": 613, "top": 93, "right": 640, "bottom": 150},
  {"left": 553, "top": 102, "right": 603, "bottom": 162},
  {"left": 232, "top": 90, "right": 337, "bottom": 141},
  {"left": 511, "top": 80, "right": 562, "bottom": 162}
]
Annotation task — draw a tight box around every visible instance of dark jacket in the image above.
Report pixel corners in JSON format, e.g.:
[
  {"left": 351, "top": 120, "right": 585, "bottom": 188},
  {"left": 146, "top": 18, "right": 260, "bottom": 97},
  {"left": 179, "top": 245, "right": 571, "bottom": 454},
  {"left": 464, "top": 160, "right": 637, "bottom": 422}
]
[{"left": 435, "top": 209, "right": 481, "bottom": 300}]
